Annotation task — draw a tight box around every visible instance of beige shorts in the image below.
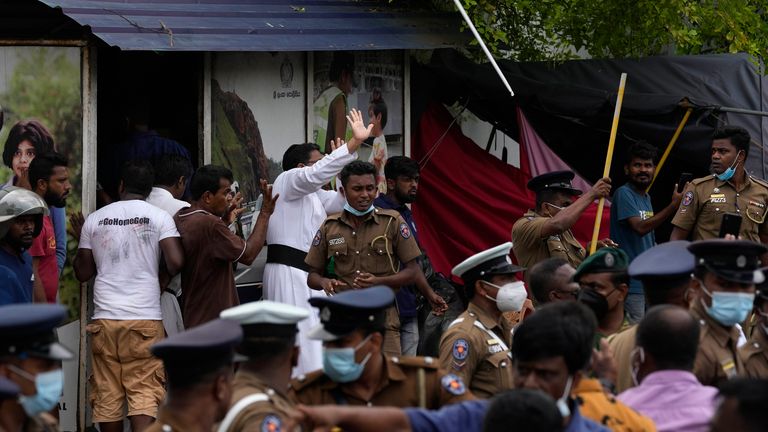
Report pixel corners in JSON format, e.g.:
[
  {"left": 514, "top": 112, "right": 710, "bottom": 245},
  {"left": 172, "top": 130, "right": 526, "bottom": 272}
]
[{"left": 87, "top": 319, "right": 166, "bottom": 422}]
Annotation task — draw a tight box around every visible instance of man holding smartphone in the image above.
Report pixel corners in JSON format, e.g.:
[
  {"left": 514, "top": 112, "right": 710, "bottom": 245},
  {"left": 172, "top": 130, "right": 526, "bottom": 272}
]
[
  {"left": 610, "top": 141, "right": 683, "bottom": 323},
  {"left": 671, "top": 126, "right": 768, "bottom": 255}
]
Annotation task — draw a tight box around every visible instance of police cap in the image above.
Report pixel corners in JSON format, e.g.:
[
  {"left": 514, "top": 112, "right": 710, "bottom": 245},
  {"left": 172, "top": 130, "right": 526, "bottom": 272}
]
[
  {"left": 527, "top": 170, "right": 582, "bottom": 195},
  {"left": 629, "top": 240, "right": 695, "bottom": 280},
  {"left": 151, "top": 319, "right": 243, "bottom": 385},
  {"left": 573, "top": 247, "right": 629, "bottom": 282},
  {"left": 452, "top": 242, "right": 524, "bottom": 283},
  {"left": 307, "top": 286, "right": 394, "bottom": 341},
  {"left": 688, "top": 239, "right": 767, "bottom": 284},
  {"left": 0, "top": 304, "right": 72, "bottom": 360},
  {"left": 221, "top": 300, "right": 309, "bottom": 338}
]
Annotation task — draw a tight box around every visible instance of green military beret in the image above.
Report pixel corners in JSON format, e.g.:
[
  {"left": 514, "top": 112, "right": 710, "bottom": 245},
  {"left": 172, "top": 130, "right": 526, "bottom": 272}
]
[{"left": 573, "top": 247, "right": 629, "bottom": 282}]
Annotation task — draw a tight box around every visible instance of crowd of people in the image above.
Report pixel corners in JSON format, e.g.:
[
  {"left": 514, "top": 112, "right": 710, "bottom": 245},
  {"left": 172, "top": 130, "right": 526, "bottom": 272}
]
[{"left": 1, "top": 108, "right": 768, "bottom": 432}]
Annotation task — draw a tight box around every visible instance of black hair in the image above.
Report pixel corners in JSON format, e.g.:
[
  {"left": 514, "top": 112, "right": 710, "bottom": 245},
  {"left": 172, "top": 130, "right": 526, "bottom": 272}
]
[
  {"left": 282, "top": 143, "right": 321, "bottom": 171},
  {"left": 626, "top": 140, "right": 657, "bottom": 164},
  {"left": 3, "top": 120, "right": 55, "bottom": 168},
  {"left": 639, "top": 274, "right": 692, "bottom": 307},
  {"left": 121, "top": 160, "right": 154, "bottom": 197},
  {"left": 384, "top": 156, "right": 419, "bottom": 181},
  {"left": 190, "top": 165, "right": 233, "bottom": 201},
  {"left": 339, "top": 160, "right": 376, "bottom": 188},
  {"left": 529, "top": 258, "right": 571, "bottom": 304},
  {"left": 713, "top": 125, "right": 751, "bottom": 158},
  {"left": 154, "top": 154, "right": 193, "bottom": 187},
  {"left": 329, "top": 51, "right": 355, "bottom": 82},
  {"left": 29, "top": 152, "right": 68, "bottom": 190},
  {"left": 636, "top": 305, "right": 699, "bottom": 371},
  {"left": 239, "top": 336, "right": 296, "bottom": 363},
  {"left": 610, "top": 271, "right": 630, "bottom": 287},
  {"left": 716, "top": 378, "right": 768, "bottom": 432},
  {"left": 370, "top": 98, "right": 388, "bottom": 130},
  {"left": 483, "top": 389, "right": 563, "bottom": 432},
  {"left": 511, "top": 301, "right": 596, "bottom": 374}
]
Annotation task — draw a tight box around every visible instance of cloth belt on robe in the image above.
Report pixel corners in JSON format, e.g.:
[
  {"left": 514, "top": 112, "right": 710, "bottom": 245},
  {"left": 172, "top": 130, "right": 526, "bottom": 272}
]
[{"left": 266, "top": 244, "right": 311, "bottom": 272}]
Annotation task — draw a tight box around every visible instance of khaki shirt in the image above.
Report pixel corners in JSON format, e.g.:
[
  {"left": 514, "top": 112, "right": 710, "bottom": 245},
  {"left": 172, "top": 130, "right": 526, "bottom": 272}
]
[
  {"left": 289, "top": 355, "right": 472, "bottom": 408},
  {"left": 305, "top": 208, "right": 422, "bottom": 287},
  {"left": 671, "top": 174, "right": 768, "bottom": 241},
  {"left": 220, "top": 370, "right": 298, "bottom": 432},
  {"left": 740, "top": 326, "right": 768, "bottom": 379},
  {"left": 305, "top": 208, "right": 422, "bottom": 356},
  {"left": 511, "top": 210, "right": 586, "bottom": 270},
  {"left": 606, "top": 324, "right": 638, "bottom": 394},
  {"left": 438, "top": 303, "right": 515, "bottom": 399},
  {"left": 145, "top": 409, "right": 201, "bottom": 432},
  {"left": 691, "top": 301, "right": 745, "bottom": 386}
]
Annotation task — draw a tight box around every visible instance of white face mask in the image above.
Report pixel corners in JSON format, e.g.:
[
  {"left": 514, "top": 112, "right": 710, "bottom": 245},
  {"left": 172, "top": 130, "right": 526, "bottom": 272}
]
[
  {"left": 556, "top": 375, "right": 574, "bottom": 418},
  {"left": 484, "top": 281, "right": 528, "bottom": 312}
]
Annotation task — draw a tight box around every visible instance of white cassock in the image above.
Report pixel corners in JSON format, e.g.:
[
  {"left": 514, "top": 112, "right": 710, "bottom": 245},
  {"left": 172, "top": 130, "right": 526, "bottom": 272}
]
[{"left": 263, "top": 144, "right": 355, "bottom": 376}]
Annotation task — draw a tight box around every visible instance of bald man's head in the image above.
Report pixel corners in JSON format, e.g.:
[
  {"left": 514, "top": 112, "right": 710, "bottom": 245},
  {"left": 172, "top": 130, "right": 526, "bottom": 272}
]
[{"left": 636, "top": 305, "right": 699, "bottom": 372}]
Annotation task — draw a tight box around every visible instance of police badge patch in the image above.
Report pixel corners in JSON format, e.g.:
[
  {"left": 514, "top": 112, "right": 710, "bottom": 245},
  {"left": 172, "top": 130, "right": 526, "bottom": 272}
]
[
  {"left": 261, "top": 415, "right": 282, "bottom": 432},
  {"left": 312, "top": 230, "right": 322, "bottom": 246},
  {"left": 441, "top": 374, "right": 467, "bottom": 396},
  {"left": 452, "top": 339, "right": 469, "bottom": 361},
  {"left": 399, "top": 223, "right": 411, "bottom": 239},
  {"left": 682, "top": 191, "right": 694, "bottom": 206}
]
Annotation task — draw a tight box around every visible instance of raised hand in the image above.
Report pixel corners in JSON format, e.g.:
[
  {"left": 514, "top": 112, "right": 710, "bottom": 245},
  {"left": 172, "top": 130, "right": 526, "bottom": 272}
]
[
  {"left": 345, "top": 108, "right": 374, "bottom": 153},
  {"left": 258, "top": 179, "right": 279, "bottom": 215}
]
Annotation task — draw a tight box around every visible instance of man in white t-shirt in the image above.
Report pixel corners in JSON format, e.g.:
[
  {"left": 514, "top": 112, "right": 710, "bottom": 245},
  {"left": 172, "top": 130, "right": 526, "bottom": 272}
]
[
  {"left": 146, "top": 154, "right": 192, "bottom": 336},
  {"left": 74, "top": 160, "right": 184, "bottom": 432}
]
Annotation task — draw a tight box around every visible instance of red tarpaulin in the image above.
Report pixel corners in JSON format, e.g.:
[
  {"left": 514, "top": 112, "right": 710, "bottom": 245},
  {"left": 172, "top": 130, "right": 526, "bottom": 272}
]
[{"left": 412, "top": 102, "right": 611, "bottom": 278}]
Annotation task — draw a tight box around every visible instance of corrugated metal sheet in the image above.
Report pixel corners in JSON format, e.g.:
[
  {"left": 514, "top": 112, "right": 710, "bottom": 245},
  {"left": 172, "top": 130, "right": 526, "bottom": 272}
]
[{"left": 39, "top": 0, "right": 467, "bottom": 51}]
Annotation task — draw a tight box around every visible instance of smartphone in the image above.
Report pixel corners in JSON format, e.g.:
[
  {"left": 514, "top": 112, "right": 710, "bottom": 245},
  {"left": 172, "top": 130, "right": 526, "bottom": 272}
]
[
  {"left": 718, "top": 212, "right": 742, "bottom": 238},
  {"left": 678, "top": 173, "right": 693, "bottom": 192}
]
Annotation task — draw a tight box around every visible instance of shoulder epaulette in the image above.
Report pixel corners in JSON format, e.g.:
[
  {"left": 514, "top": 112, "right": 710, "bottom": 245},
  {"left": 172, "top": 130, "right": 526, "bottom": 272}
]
[
  {"left": 390, "top": 355, "right": 439, "bottom": 369},
  {"left": 751, "top": 176, "right": 768, "bottom": 189},
  {"left": 375, "top": 208, "right": 401, "bottom": 218},
  {"left": 691, "top": 175, "right": 715, "bottom": 185},
  {"left": 289, "top": 370, "right": 326, "bottom": 391}
]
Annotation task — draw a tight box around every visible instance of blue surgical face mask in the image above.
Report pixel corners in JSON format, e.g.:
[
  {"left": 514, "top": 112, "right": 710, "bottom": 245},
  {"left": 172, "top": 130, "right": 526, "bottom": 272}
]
[
  {"left": 343, "top": 202, "right": 375, "bottom": 217},
  {"left": 323, "top": 334, "right": 373, "bottom": 383},
  {"left": 715, "top": 151, "right": 742, "bottom": 181},
  {"left": 9, "top": 365, "right": 63, "bottom": 417},
  {"left": 698, "top": 280, "right": 755, "bottom": 326}
]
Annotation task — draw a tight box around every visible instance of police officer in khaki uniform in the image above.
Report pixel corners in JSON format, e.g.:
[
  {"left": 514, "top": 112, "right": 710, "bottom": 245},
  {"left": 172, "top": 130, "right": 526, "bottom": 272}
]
[
  {"left": 687, "top": 239, "right": 766, "bottom": 387},
  {"left": 290, "top": 286, "right": 471, "bottom": 408},
  {"left": 306, "top": 160, "right": 422, "bottom": 356},
  {"left": 0, "top": 304, "right": 73, "bottom": 432},
  {"left": 740, "top": 286, "right": 768, "bottom": 378},
  {"left": 512, "top": 170, "right": 612, "bottom": 271},
  {"left": 217, "top": 301, "right": 309, "bottom": 432},
  {"left": 671, "top": 126, "right": 768, "bottom": 249},
  {"left": 438, "top": 242, "right": 529, "bottom": 398},
  {"left": 147, "top": 319, "right": 242, "bottom": 432}
]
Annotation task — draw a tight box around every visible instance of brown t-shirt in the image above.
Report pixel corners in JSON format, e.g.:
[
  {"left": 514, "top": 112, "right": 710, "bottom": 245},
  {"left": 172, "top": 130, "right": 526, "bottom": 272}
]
[{"left": 174, "top": 208, "right": 246, "bottom": 328}]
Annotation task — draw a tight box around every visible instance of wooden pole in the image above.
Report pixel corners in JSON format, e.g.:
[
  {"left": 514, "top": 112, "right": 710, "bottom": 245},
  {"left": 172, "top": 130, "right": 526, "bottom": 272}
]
[
  {"left": 646, "top": 107, "right": 693, "bottom": 192},
  {"left": 590, "top": 73, "right": 627, "bottom": 254}
]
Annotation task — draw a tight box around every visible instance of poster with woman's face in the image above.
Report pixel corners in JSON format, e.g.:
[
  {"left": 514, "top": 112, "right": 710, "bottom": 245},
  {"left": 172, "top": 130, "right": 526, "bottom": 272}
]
[{"left": 0, "top": 46, "right": 83, "bottom": 313}]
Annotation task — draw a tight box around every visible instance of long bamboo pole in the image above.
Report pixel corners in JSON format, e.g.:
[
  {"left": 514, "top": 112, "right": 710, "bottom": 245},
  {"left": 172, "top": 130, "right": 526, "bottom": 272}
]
[
  {"left": 646, "top": 107, "right": 693, "bottom": 193},
  {"left": 589, "top": 73, "right": 627, "bottom": 254}
]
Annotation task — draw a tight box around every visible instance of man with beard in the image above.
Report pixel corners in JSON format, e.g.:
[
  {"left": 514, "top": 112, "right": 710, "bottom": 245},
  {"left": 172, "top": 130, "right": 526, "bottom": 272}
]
[
  {"left": 374, "top": 156, "right": 447, "bottom": 356},
  {"left": 0, "top": 187, "right": 48, "bottom": 304},
  {"left": 28, "top": 153, "right": 71, "bottom": 303},
  {"left": 610, "top": 141, "right": 683, "bottom": 323},
  {"left": 671, "top": 126, "right": 768, "bottom": 254}
]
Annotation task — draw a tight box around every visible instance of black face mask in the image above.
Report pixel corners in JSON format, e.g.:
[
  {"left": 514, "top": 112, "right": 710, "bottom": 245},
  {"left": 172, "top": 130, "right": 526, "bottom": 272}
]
[{"left": 578, "top": 288, "right": 609, "bottom": 322}]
